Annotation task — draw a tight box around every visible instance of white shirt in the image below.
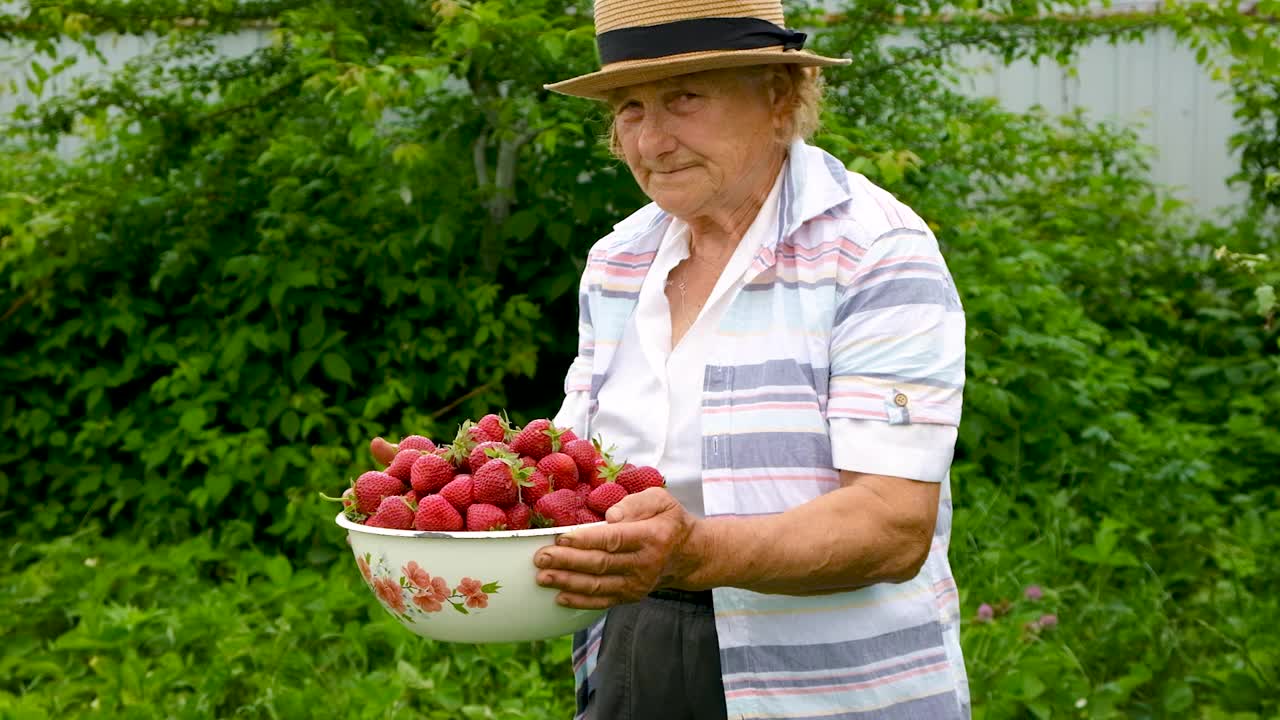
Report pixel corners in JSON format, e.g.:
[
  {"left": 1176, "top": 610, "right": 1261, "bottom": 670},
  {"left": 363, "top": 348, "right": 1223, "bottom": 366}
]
[{"left": 555, "top": 165, "right": 957, "bottom": 517}]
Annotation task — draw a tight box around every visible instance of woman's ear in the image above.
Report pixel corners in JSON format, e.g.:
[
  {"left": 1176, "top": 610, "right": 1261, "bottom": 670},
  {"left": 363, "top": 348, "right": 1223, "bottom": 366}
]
[{"left": 767, "top": 66, "right": 795, "bottom": 138}]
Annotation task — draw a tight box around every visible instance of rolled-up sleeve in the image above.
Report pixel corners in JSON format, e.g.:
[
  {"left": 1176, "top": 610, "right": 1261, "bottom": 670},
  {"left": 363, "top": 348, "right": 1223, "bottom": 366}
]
[
  {"left": 830, "top": 419, "right": 957, "bottom": 482},
  {"left": 826, "top": 227, "right": 965, "bottom": 481}
]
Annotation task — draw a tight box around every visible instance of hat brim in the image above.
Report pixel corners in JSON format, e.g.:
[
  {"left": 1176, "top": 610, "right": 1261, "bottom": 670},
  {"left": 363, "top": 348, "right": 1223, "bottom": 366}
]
[{"left": 544, "top": 46, "right": 851, "bottom": 100}]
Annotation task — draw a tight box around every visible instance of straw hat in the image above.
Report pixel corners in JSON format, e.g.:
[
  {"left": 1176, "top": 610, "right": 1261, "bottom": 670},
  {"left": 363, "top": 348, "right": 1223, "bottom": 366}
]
[{"left": 545, "top": 0, "right": 850, "bottom": 99}]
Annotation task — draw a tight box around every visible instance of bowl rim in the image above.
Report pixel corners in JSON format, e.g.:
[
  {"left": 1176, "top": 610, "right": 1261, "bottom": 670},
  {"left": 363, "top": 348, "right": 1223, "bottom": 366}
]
[{"left": 336, "top": 512, "right": 606, "bottom": 539}]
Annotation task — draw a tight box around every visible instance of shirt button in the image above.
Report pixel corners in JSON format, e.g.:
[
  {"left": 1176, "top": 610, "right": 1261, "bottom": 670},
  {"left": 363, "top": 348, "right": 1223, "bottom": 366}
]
[{"left": 894, "top": 393, "right": 909, "bottom": 407}]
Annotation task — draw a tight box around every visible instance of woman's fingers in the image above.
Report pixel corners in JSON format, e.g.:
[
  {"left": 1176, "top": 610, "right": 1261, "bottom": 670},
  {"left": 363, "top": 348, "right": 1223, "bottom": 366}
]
[
  {"left": 538, "top": 569, "right": 629, "bottom": 597},
  {"left": 558, "top": 522, "right": 650, "bottom": 553},
  {"left": 370, "top": 437, "right": 398, "bottom": 466},
  {"left": 553, "top": 592, "right": 622, "bottom": 610},
  {"left": 537, "top": 546, "right": 640, "bottom": 575}
]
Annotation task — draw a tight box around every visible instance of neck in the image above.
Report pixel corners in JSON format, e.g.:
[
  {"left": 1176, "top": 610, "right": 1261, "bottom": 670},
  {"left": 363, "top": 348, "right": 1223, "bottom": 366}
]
[{"left": 686, "top": 149, "right": 786, "bottom": 260}]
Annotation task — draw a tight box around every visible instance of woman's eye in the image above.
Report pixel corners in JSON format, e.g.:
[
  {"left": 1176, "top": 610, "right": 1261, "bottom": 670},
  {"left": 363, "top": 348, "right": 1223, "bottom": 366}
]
[
  {"left": 671, "top": 93, "right": 701, "bottom": 110},
  {"left": 615, "top": 101, "right": 642, "bottom": 118}
]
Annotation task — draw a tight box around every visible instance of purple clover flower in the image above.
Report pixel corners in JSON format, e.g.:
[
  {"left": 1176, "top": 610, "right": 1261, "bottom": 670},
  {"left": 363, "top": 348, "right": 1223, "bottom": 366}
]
[
  {"left": 1024, "top": 585, "right": 1043, "bottom": 601},
  {"left": 976, "top": 603, "right": 994, "bottom": 622}
]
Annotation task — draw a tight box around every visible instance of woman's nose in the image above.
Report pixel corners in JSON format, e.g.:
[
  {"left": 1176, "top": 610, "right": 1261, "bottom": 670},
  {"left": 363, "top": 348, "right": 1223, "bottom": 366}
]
[{"left": 636, "top": 110, "right": 677, "bottom": 160}]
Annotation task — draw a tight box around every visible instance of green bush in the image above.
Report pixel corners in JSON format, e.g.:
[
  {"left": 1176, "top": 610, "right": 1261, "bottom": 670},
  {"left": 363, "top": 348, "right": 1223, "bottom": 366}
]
[
  {"left": 2, "top": 0, "right": 1277, "bottom": 717},
  {"left": 0, "top": 527, "right": 575, "bottom": 719}
]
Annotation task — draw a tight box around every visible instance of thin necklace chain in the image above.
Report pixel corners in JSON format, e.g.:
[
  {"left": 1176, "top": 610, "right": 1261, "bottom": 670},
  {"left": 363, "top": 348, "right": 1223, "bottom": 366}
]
[{"left": 665, "top": 243, "right": 734, "bottom": 338}]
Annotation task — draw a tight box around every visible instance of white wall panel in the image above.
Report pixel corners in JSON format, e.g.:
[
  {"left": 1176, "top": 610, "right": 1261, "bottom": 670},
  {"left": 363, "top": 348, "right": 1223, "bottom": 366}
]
[{"left": 949, "top": 27, "right": 1246, "bottom": 212}]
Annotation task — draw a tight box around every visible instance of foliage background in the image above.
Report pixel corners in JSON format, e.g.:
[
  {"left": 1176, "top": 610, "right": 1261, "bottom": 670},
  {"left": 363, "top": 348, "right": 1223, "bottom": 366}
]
[{"left": 1, "top": 0, "right": 1277, "bottom": 717}]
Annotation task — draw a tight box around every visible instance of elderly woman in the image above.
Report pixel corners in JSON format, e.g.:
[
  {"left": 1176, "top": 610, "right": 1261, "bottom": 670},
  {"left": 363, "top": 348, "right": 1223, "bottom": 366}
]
[{"left": 533, "top": 1, "right": 970, "bottom": 718}]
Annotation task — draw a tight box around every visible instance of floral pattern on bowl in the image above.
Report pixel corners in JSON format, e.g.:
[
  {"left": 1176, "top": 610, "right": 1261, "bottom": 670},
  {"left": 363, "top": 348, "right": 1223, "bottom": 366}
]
[{"left": 357, "top": 552, "right": 500, "bottom": 622}]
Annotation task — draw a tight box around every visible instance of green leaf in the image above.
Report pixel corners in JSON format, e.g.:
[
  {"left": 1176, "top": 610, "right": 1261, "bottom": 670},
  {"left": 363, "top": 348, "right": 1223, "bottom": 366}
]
[
  {"left": 539, "top": 33, "right": 564, "bottom": 60},
  {"left": 1163, "top": 681, "right": 1194, "bottom": 713},
  {"left": 205, "top": 474, "right": 232, "bottom": 504},
  {"left": 397, "top": 659, "right": 435, "bottom": 690},
  {"left": 1070, "top": 545, "right": 1103, "bottom": 565},
  {"left": 180, "top": 407, "right": 208, "bottom": 433},
  {"left": 391, "top": 143, "right": 427, "bottom": 166},
  {"left": 1019, "top": 673, "right": 1046, "bottom": 699},
  {"left": 322, "top": 353, "right": 354, "bottom": 385},
  {"left": 1255, "top": 284, "right": 1275, "bottom": 316},
  {"left": 300, "top": 307, "right": 326, "bottom": 349},
  {"left": 263, "top": 555, "right": 293, "bottom": 584},
  {"left": 505, "top": 210, "right": 540, "bottom": 241},
  {"left": 291, "top": 351, "right": 320, "bottom": 384},
  {"left": 280, "top": 410, "right": 301, "bottom": 441}
]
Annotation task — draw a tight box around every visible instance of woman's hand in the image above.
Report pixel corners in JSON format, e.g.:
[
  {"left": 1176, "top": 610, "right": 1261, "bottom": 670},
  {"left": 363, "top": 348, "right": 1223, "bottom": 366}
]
[{"left": 533, "top": 488, "right": 703, "bottom": 610}]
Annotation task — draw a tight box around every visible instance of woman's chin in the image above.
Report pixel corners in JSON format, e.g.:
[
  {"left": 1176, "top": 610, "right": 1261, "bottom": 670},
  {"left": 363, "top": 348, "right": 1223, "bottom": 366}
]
[{"left": 648, "top": 192, "right": 706, "bottom": 220}]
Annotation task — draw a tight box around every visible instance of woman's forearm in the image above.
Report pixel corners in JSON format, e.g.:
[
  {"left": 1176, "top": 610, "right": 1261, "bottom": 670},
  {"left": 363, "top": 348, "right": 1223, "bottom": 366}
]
[{"left": 674, "top": 473, "right": 939, "bottom": 595}]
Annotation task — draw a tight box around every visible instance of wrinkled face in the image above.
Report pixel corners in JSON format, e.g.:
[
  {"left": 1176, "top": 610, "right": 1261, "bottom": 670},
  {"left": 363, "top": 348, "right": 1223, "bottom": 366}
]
[{"left": 609, "top": 69, "right": 786, "bottom": 221}]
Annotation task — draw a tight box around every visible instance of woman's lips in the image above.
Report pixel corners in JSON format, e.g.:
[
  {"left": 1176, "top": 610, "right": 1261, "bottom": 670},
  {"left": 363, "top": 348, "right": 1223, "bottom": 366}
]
[{"left": 653, "top": 166, "right": 696, "bottom": 178}]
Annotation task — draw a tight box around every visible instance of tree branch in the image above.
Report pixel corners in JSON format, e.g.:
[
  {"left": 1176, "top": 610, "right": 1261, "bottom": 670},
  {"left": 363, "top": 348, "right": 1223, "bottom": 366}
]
[
  {"left": 197, "top": 73, "right": 305, "bottom": 125},
  {"left": 1, "top": 286, "right": 39, "bottom": 324},
  {"left": 430, "top": 381, "right": 498, "bottom": 420},
  {"left": 473, "top": 131, "right": 489, "bottom": 188}
]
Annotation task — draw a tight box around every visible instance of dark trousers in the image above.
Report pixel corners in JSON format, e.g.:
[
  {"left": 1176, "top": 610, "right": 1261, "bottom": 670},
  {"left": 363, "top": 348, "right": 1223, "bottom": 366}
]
[{"left": 584, "top": 591, "right": 728, "bottom": 720}]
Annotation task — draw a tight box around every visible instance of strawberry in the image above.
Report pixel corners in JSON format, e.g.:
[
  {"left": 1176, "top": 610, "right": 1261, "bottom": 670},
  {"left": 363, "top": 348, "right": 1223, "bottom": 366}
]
[
  {"left": 562, "top": 439, "right": 602, "bottom": 484},
  {"left": 559, "top": 428, "right": 580, "bottom": 444},
  {"left": 537, "top": 452, "right": 579, "bottom": 491},
  {"left": 587, "top": 483, "right": 628, "bottom": 515},
  {"left": 575, "top": 508, "right": 604, "bottom": 525},
  {"left": 410, "top": 453, "right": 455, "bottom": 494},
  {"left": 466, "top": 503, "right": 509, "bottom": 531},
  {"left": 472, "top": 457, "right": 535, "bottom": 508},
  {"left": 385, "top": 448, "right": 421, "bottom": 483},
  {"left": 468, "top": 441, "right": 511, "bottom": 475},
  {"left": 534, "top": 489, "right": 584, "bottom": 528},
  {"left": 414, "top": 495, "right": 464, "bottom": 531},
  {"left": 399, "top": 435, "right": 436, "bottom": 453},
  {"left": 575, "top": 482, "right": 593, "bottom": 501},
  {"left": 367, "top": 495, "right": 416, "bottom": 530},
  {"left": 520, "top": 469, "right": 552, "bottom": 507},
  {"left": 510, "top": 419, "right": 565, "bottom": 461},
  {"left": 588, "top": 458, "right": 609, "bottom": 488},
  {"left": 475, "top": 413, "right": 509, "bottom": 443},
  {"left": 441, "top": 422, "right": 481, "bottom": 470},
  {"left": 353, "top": 471, "right": 406, "bottom": 515},
  {"left": 370, "top": 437, "right": 399, "bottom": 466},
  {"left": 616, "top": 464, "right": 666, "bottom": 495},
  {"left": 521, "top": 456, "right": 537, "bottom": 468},
  {"left": 403, "top": 489, "right": 420, "bottom": 504},
  {"left": 439, "top": 474, "right": 474, "bottom": 512},
  {"left": 506, "top": 502, "right": 533, "bottom": 531}
]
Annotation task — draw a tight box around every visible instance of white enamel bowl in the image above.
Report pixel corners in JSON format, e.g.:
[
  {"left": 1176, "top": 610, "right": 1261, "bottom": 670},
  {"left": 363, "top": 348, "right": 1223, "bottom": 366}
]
[{"left": 337, "top": 513, "right": 606, "bottom": 643}]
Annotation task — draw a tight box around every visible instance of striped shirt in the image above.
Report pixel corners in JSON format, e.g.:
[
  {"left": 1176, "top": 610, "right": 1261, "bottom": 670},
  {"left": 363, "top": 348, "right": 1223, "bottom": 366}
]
[{"left": 559, "top": 139, "right": 970, "bottom": 719}]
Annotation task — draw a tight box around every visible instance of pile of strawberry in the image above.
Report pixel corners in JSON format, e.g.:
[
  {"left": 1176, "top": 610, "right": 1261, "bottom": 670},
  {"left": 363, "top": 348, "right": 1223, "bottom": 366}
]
[{"left": 324, "top": 413, "right": 665, "bottom": 532}]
